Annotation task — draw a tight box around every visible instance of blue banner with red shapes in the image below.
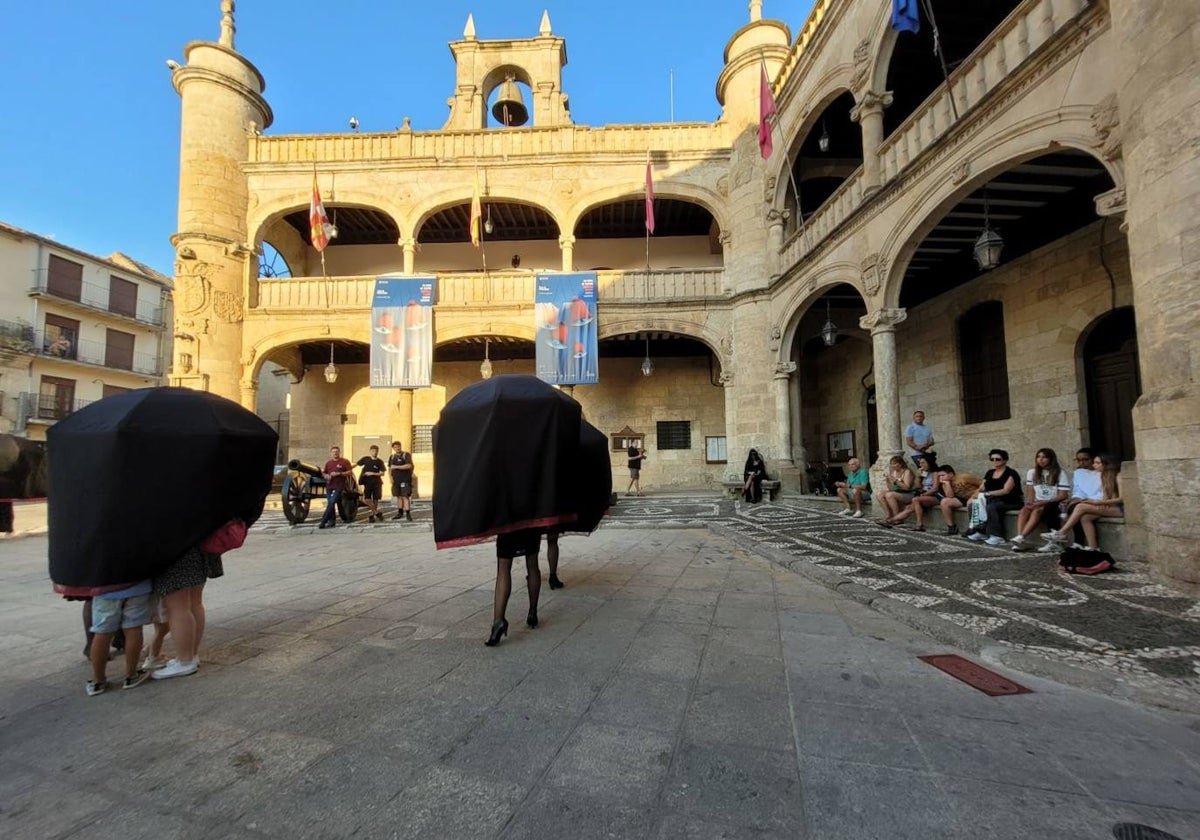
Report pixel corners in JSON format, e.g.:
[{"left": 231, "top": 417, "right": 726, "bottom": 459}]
[
  {"left": 370, "top": 276, "right": 435, "bottom": 388},
  {"left": 534, "top": 272, "right": 598, "bottom": 386}
]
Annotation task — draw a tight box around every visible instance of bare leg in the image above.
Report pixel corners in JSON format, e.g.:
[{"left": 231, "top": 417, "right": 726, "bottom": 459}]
[
  {"left": 526, "top": 554, "right": 541, "bottom": 627},
  {"left": 853, "top": 488, "right": 864, "bottom": 513},
  {"left": 90, "top": 631, "right": 114, "bottom": 684},
  {"left": 149, "top": 621, "right": 169, "bottom": 658},
  {"left": 837, "top": 487, "right": 850, "bottom": 509},
  {"left": 940, "top": 497, "right": 962, "bottom": 526},
  {"left": 190, "top": 584, "right": 206, "bottom": 659},
  {"left": 1081, "top": 514, "right": 1099, "bottom": 548},
  {"left": 164, "top": 588, "right": 197, "bottom": 663},
  {"left": 122, "top": 626, "right": 144, "bottom": 678},
  {"left": 493, "top": 557, "right": 513, "bottom": 624}
]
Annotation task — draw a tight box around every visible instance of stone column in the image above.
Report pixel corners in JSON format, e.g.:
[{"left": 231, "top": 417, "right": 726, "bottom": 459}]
[
  {"left": 772, "top": 362, "right": 796, "bottom": 466},
  {"left": 402, "top": 238, "right": 417, "bottom": 275},
  {"left": 850, "top": 91, "right": 893, "bottom": 193},
  {"left": 860, "top": 308, "right": 907, "bottom": 474},
  {"left": 558, "top": 235, "right": 575, "bottom": 272},
  {"left": 1113, "top": 0, "right": 1200, "bottom": 585},
  {"left": 239, "top": 379, "right": 257, "bottom": 413},
  {"left": 766, "top": 210, "right": 789, "bottom": 278},
  {"left": 396, "top": 389, "right": 414, "bottom": 447}
]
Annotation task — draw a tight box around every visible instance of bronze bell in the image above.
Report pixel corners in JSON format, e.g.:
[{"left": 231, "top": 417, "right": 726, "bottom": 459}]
[{"left": 492, "top": 76, "right": 528, "bottom": 127}]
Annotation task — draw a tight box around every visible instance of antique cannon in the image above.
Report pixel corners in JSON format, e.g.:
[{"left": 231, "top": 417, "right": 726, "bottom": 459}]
[{"left": 281, "top": 458, "right": 360, "bottom": 525}]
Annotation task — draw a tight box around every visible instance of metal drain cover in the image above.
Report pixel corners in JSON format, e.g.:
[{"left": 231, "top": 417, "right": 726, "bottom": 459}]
[{"left": 1113, "top": 823, "right": 1183, "bottom": 840}]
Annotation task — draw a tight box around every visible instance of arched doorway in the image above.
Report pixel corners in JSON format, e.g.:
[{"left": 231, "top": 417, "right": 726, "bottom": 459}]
[{"left": 1082, "top": 307, "right": 1140, "bottom": 462}]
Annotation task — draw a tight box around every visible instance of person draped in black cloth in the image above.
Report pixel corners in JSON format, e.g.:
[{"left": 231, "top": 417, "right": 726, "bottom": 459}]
[{"left": 743, "top": 448, "right": 768, "bottom": 503}]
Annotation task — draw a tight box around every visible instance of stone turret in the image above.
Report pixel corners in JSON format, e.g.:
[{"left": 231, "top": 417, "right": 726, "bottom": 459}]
[
  {"left": 169, "top": 0, "right": 272, "bottom": 404},
  {"left": 715, "top": 1, "right": 790, "bottom": 131}
]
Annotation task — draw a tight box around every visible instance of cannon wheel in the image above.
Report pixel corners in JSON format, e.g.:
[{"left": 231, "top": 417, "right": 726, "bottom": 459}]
[
  {"left": 282, "top": 477, "right": 310, "bottom": 524},
  {"left": 338, "top": 491, "right": 360, "bottom": 523}
]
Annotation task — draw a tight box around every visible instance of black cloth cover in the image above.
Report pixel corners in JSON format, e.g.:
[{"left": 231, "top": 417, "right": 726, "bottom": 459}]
[
  {"left": 563, "top": 420, "right": 611, "bottom": 534},
  {"left": 433, "top": 375, "right": 607, "bottom": 548},
  {"left": 0, "top": 434, "right": 47, "bottom": 500},
  {"left": 47, "top": 387, "right": 278, "bottom": 587}
]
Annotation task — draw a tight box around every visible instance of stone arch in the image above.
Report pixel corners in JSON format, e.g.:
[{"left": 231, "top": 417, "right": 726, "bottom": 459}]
[
  {"left": 412, "top": 190, "right": 562, "bottom": 241},
  {"left": 770, "top": 84, "right": 859, "bottom": 211},
  {"left": 249, "top": 192, "right": 408, "bottom": 252},
  {"left": 244, "top": 327, "right": 370, "bottom": 385},
  {"left": 598, "top": 317, "right": 725, "bottom": 365},
  {"left": 774, "top": 263, "right": 866, "bottom": 367},
  {"left": 564, "top": 181, "right": 728, "bottom": 239},
  {"left": 878, "top": 111, "right": 1124, "bottom": 309},
  {"left": 434, "top": 321, "right": 537, "bottom": 344}
]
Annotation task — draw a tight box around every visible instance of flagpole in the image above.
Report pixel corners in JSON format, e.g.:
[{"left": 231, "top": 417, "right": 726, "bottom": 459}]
[{"left": 917, "top": 0, "right": 959, "bottom": 120}]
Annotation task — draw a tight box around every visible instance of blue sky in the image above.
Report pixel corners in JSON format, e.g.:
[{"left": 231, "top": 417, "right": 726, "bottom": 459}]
[{"left": 0, "top": 2, "right": 815, "bottom": 276}]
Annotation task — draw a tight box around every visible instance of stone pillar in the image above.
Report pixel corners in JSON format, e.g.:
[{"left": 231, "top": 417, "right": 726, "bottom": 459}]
[
  {"left": 766, "top": 210, "right": 789, "bottom": 277},
  {"left": 559, "top": 235, "right": 575, "bottom": 272},
  {"left": 860, "top": 308, "right": 907, "bottom": 476},
  {"left": 396, "top": 389, "right": 414, "bottom": 447},
  {"left": 850, "top": 91, "right": 893, "bottom": 193},
  {"left": 402, "top": 238, "right": 417, "bottom": 275},
  {"left": 1113, "top": 0, "right": 1200, "bottom": 586},
  {"left": 772, "top": 362, "right": 796, "bottom": 466},
  {"left": 239, "top": 379, "right": 257, "bottom": 412}
]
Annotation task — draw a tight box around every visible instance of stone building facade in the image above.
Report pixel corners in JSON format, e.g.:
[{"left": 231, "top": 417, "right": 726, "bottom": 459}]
[{"left": 168, "top": 1, "right": 1200, "bottom": 586}]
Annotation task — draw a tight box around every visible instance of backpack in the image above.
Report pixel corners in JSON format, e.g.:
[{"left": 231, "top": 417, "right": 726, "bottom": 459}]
[
  {"left": 1058, "top": 547, "right": 1115, "bottom": 575},
  {"left": 199, "top": 518, "right": 248, "bottom": 555}
]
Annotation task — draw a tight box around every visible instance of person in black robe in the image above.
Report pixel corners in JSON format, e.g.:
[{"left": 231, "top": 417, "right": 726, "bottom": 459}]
[{"left": 743, "top": 449, "right": 768, "bottom": 503}]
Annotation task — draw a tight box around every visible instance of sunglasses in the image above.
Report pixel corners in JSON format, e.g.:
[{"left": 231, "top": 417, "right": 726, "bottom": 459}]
[{"left": 989, "top": 456, "right": 1004, "bottom": 461}]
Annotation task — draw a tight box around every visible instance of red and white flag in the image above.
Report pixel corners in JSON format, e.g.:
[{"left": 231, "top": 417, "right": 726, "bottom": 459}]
[
  {"left": 309, "top": 174, "right": 334, "bottom": 252},
  {"left": 644, "top": 153, "right": 655, "bottom": 235},
  {"left": 470, "top": 169, "right": 482, "bottom": 248},
  {"left": 758, "top": 62, "right": 777, "bottom": 160}
]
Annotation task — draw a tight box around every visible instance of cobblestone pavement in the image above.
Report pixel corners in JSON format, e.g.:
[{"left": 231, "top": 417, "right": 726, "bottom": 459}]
[{"left": 2, "top": 526, "right": 1200, "bottom": 839}]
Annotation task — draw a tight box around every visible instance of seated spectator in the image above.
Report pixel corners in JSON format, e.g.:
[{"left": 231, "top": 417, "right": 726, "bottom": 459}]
[
  {"left": 938, "top": 465, "right": 982, "bottom": 535},
  {"left": 1041, "top": 452, "right": 1123, "bottom": 551},
  {"left": 876, "top": 456, "right": 916, "bottom": 524},
  {"left": 966, "top": 449, "right": 1023, "bottom": 546},
  {"left": 835, "top": 457, "right": 871, "bottom": 518},
  {"left": 878, "top": 454, "right": 937, "bottom": 530},
  {"left": 1011, "top": 448, "right": 1070, "bottom": 551},
  {"left": 1038, "top": 448, "right": 1101, "bottom": 553}
]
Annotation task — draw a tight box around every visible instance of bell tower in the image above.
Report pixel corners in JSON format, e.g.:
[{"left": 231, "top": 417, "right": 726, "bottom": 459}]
[
  {"left": 169, "top": 1, "right": 272, "bottom": 404},
  {"left": 443, "top": 11, "right": 571, "bottom": 130}
]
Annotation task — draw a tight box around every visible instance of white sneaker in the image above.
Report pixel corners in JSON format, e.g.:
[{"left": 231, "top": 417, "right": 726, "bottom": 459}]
[
  {"left": 1037, "top": 542, "right": 1061, "bottom": 554},
  {"left": 837, "top": 509, "right": 851, "bottom": 516},
  {"left": 985, "top": 536, "right": 1006, "bottom": 546},
  {"left": 151, "top": 658, "right": 198, "bottom": 680},
  {"left": 966, "top": 532, "right": 986, "bottom": 542},
  {"left": 141, "top": 654, "right": 167, "bottom": 671},
  {"left": 852, "top": 510, "right": 864, "bottom": 518},
  {"left": 1011, "top": 534, "right": 1025, "bottom": 545}
]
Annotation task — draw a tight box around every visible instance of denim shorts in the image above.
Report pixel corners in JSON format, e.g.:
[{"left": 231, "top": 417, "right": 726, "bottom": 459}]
[{"left": 90, "top": 594, "right": 151, "bottom": 633}]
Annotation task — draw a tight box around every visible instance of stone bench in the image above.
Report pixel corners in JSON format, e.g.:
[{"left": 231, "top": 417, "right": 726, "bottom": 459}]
[
  {"left": 948, "top": 508, "right": 1128, "bottom": 556},
  {"left": 722, "top": 479, "right": 782, "bottom": 501}
]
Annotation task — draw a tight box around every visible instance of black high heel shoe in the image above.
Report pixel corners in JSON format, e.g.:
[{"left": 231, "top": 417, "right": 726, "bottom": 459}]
[
  {"left": 485, "top": 619, "right": 508, "bottom": 646},
  {"left": 526, "top": 610, "right": 538, "bottom": 629},
  {"left": 548, "top": 575, "right": 564, "bottom": 590}
]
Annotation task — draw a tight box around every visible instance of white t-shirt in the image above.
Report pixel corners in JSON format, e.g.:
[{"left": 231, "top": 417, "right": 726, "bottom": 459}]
[
  {"left": 1070, "top": 468, "right": 1104, "bottom": 501},
  {"left": 1026, "top": 468, "right": 1070, "bottom": 501}
]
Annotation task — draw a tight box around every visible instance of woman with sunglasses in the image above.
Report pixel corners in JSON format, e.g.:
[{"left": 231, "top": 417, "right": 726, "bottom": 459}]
[{"left": 966, "top": 449, "right": 1022, "bottom": 546}]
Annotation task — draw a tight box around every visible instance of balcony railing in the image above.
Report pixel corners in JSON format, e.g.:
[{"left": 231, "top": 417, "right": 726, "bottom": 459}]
[
  {"left": 17, "top": 391, "right": 94, "bottom": 425},
  {"left": 252, "top": 267, "right": 728, "bottom": 311},
  {"left": 30, "top": 278, "right": 165, "bottom": 326},
  {"left": 33, "top": 331, "right": 162, "bottom": 376}
]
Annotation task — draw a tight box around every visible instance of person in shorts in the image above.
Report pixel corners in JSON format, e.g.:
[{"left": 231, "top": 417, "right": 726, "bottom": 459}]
[
  {"left": 388, "top": 441, "right": 414, "bottom": 521},
  {"left": 356, "top": 445, "right": 386, "bottom": 523},
  {"left": 87, "top": 580, "right": 152, "bottom": 696},
  {"left": 626, "top": 446, "right": 646, "bottom": 496}
]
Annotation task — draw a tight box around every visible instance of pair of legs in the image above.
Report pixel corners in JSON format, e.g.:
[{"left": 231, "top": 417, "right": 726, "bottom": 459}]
[
  {"left": 1015, "top": 503, "right": 1060, "bottom": 538},
  {"left": 627, "top": 470, "right": 642, "bottom": 495},
  {"left": 982, "top": 499, "right": 1021, "bottom": 538},
  {"left": 361, "top": 482, "right": 381, "bottom": 521},
  {"left": 940, "top": 497, "right": 964, "bottom": 532},
  {"left": 879, "top": 491, "right": 913, "bottom": 520},
  {"left": 837, "top": 486, "right": 867, "bottom": 513},
  {"left": 81, "top": 599, "right": 125, "bottom": 658},
  {"left": 161, "top": 584, "right": 206, "bottom": 665},
  {"left": 392, "top": 486, "right": 412, "bottom": 520},
  {"left": 1050, "top": 502, "right": 1121, "bottom": 548},
  {"left": 743, "top": 477, "right": 762, "bottom": 504},
  {"left": 319, "top": 488, "right": 343, "bottom": 528},
  {"left": 88, "top": 593, "right": 151, "bottom": 692},
  {"left": 881, "top": 494, "right": 938, "bottom": 528},
  {"left": 488, "top": 553, "right": 540, "bottom": 645},
  {"left": 91, "top": 626, "right": 143, "bottom": 686}
]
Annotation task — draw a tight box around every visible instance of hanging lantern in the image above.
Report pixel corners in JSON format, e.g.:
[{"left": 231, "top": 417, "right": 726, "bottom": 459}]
[
  {"left": 641, "top": 335, "right": 654, "bottom": 377},
  {"left": 821, "top": 300, "right": 838, "bottom": 347},
  {"left": 324, "top": 341, "right": 339, "bottom": 384},
  {"left": 818, "top": 119, "right": 830, "bottom": 154},
  {"left": 480, "top": 337, "right": 493, "bottom": 380},
  {"left": 973, "top": 190, "right": 1004, "bottom": 270}
]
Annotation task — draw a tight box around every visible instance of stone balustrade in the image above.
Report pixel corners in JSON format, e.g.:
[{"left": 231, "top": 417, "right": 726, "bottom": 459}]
[{"left": 251, "top": 267, "right": 727, "bottom": 312}]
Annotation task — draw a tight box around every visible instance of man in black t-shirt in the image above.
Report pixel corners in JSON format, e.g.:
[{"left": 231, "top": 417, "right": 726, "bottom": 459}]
[
  {"left": 355, "top": 445, "right": 386, "bottom": 523},
  {"left": 388, "top": 440, "right": 414, "bottom": 521}
]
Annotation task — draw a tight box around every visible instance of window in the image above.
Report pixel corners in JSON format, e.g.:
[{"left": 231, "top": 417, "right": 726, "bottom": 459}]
[
  {"left": 411, "top": 424, "right": 434, "bottom": 454},
  {"left": 43, "top": 314, "right": 79, "bottom": 359},
  {"left": 705, "top": 436, "right": 727, "bottom": 464},
  {"left": 108, "top": 277, "right": 138, "bottom": 318},
  {"left": 47, "top": 255, "right": 83, "bottom": 301},
  {"left": 38, "top": 376, "right": 75, "bottom": 420},
  {"left": 105, "top": 329, "right": 135, "bottom": 371},
  {"left": 655, "top": 420, "right": 691, "bottom": 450},
  {"left": 958, "top": 301, "right": 1011, "bottom": 423}
]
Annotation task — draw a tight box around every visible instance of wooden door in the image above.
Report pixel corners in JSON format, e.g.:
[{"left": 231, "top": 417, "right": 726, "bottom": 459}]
[{"left": 1083, "top": 308, "right": 1140, "bottom": 462}]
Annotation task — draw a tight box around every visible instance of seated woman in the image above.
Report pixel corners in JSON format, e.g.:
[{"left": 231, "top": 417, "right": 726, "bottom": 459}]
[
  {"left": 966, "top": 449, "right": 1023, "bottom": 546},
  {"left": 1011, "top": 448, "right": 1070, "bottom": 551},
  {"left": 878, "top": 455, "right": 937, "bottom": 529},
  {"left": 835, "top": 457, "right": 871, "bottom": 518},
  {"left": 876, "top": 456, "right": 916, "bottom": 524},
  {"left": 1041, "top": 452, "right": 1123, "bottom": 551},
  {"left": 938, "top": 465, "right": 982, "bottom": 535},
  {"left": 742, "top": 449, "right": 768, "bottom": 503}
]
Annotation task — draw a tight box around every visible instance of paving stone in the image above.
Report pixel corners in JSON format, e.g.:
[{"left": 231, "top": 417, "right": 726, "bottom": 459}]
[
  {"left": 359, "top": 764, "right": 526, "bottom": 840},
  {"left": 544, "top": 722, "right": 674, "bottom": 805},
  {"left": 663, "top": 742, "right": 803, "bottom": 833},
  {"left": 499, "top": 786, "right": 655, "bottom": 840}
]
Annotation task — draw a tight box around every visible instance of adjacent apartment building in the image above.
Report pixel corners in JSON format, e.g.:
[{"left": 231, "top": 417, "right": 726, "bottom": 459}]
[{"left": 0, "top": 221, "right": 172, "bottom": 439}]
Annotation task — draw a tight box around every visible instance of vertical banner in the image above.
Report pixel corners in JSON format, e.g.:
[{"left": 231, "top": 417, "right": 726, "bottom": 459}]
[
  {"left": 370, "top": 276, "right": 435, "bottom": 388},
  {"left": 535, "top": 272, "right": 598, "bottom": 386}
]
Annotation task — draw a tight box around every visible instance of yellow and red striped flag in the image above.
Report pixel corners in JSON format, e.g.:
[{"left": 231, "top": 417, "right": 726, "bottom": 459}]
[
  {"left": 470, "top": 169, "right": 483, "bottom": 248},
  {"left": 645, "top": 152, "right": 655, "bottom": 235},
  {"left": 309, "top": 174, "right": 334, "bottom": 252}
]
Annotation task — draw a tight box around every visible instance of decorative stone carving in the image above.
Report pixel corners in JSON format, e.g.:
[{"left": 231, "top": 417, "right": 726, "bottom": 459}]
[
  {"left": 1094, "top": 186, "right": 1127, "bottom": 218},
  {"left": 719, "top": 331, "right": 733, "bottom": 355},
  {"left": 718, "top": 369, "right": 734, "bottom": 386},
  {"left": 212, "top": 290, "right": 244, "bottom": 323},
  {"left": 859, "top": 308, "right": 907, "bottom": 331},
  {"left": 718, "top": 230, "right": 732, "bottom": 248},
  {"left": 850, "top": 39, "right": 872, "bottom": 91},
  {"left": 860, "top": 252, "right": 884, "bottom": 296},
  {"left": 850, "top": 90, "right": 893, "bottom": 123},
  {"left": 174, "top": 260, "right": 214, "bottom": 315},
  {"left": 716, "top": 175, "right": 728, "bottom": 197},
  {"left": 773, "top": 360, "right": 797, "bottom": 378},
  {"left": 1091, "top": 94, "right": 1121, "bottom": 162},
  {"left": 766, "top": 207, "right": 790, "bottom": 226},
  {"left": 558, "top": 234, "right": 576, "bottom": 248},
  {"left": 769, "top": 324, "right": 782, "bottom": 352},
  {"left": 951, "top": 160, "right": 971, "bottom": 185},
  {"left": 764, "top": 175, "right": 777, "bottom": 202}
]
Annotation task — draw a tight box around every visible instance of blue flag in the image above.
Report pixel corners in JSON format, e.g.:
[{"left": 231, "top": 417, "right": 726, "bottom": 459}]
[{"left": 892, "top": 0, "right": 920, "bottom": 34}]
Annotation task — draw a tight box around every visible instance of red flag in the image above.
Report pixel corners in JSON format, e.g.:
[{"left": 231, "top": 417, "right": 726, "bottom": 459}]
[
  {"left": 309, "top": 174, "right": 333, "bottom": 252},
  {"left": 758, "top": 63, "right": 777, "bottom": 160},
  {"left": 644, "top": 154, "right": 655, "bottom": 235},
  {"left": 470, "top": 169, "right": 482, "bottom": 247}
]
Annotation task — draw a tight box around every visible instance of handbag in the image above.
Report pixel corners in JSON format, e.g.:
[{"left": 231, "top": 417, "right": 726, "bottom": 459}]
[
  {"left": 968, "top": 495, "right": 988, "bottom": 530},
  {"left": 199, "top": 518, "right": 248, "bottom": 554}
]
